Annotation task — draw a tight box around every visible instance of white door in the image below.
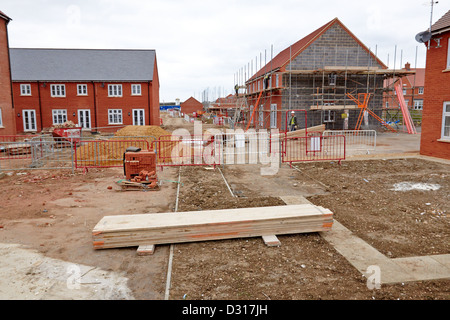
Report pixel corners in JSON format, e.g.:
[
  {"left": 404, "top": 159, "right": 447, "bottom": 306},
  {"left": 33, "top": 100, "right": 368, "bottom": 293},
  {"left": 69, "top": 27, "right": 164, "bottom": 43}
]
[
  {"left": 23, "top": 110, "right": 37, "bottom": 132},
  {"left": 133, "top": 109, "right": 145, "bottom": 126},
  {"left": 270, "top": 104, "right": 277, "bottom": 129},
  {"left": 78, "top": 109, "right": 91, "bottom": 129}
]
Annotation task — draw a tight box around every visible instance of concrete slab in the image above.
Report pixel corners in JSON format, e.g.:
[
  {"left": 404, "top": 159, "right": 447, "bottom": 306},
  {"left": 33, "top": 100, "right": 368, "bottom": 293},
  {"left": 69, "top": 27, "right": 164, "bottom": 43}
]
[{"left": 392, "top": 255, "right": 450, "bottom": 282}]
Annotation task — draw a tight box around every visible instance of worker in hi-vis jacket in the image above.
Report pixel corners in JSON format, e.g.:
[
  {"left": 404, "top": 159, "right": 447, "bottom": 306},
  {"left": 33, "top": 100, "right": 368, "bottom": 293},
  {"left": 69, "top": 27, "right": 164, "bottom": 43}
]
[{"left": 289, "top": 111, "right": 297, "bottom": 131}]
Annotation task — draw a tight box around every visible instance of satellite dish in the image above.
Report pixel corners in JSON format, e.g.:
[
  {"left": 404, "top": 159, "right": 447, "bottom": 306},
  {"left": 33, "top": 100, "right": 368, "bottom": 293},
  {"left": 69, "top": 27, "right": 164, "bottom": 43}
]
[{"left": 415, "top": 31, "right": 432, "bottom": 43}]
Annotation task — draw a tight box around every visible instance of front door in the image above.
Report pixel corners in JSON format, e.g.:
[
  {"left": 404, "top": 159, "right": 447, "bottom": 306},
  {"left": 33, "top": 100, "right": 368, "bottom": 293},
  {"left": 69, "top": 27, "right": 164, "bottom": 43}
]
[
  {"left": 78, "top": 109, "right": 91, "bottom": 129},
  {"left": 23, "top": 110, "right": 37, "bottom": 132},
  {"left": 133, "top": 109, "right": 145, "bottom": 126}
]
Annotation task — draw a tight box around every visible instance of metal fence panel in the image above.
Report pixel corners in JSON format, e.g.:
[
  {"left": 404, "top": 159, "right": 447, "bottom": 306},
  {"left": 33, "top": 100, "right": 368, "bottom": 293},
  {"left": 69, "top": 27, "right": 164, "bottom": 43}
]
[
  {"left": 323, "top": 130, "right": 376, "bottom": 151},
  {"left": 281, "top": 135, "right": 346, "bottom": 164}
]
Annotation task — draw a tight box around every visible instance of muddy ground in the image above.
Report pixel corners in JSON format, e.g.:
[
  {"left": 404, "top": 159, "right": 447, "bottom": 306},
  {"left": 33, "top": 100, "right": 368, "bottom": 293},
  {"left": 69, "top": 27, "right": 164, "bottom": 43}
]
[
  {"left": 0, "top": 137, "right": 448, "bottom": 300},
  {"left": 169, "top": 160, "right": 449, "bottom": 300}
]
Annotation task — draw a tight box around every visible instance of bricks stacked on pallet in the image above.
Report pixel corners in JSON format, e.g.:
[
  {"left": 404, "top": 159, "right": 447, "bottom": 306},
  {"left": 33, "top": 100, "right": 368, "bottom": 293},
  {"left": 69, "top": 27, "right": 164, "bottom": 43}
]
[
  {"left": 124, "top": 150, "right": 156, "bottom": 180},
  {"left": 92, "top": 204, "right": 333, "bottom": 250}
]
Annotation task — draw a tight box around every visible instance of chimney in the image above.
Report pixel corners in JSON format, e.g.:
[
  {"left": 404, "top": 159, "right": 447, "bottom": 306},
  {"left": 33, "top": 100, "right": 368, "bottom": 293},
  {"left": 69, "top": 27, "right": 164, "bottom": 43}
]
[{"left": 405, "top": 62, "right": 411, "bottom": 71}]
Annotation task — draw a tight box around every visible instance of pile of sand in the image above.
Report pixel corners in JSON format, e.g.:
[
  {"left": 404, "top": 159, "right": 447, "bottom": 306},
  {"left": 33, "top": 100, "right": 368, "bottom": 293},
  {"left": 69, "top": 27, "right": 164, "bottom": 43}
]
[{"left": 114, "top": 126, "right": 171, "bottom": 139}]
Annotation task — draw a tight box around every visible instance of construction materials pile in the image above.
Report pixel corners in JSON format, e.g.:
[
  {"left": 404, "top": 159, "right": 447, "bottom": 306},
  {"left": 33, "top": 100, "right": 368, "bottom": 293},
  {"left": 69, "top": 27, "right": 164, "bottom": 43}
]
[{"left": 92, "top": 204, "right": 333, "bottom": 250}]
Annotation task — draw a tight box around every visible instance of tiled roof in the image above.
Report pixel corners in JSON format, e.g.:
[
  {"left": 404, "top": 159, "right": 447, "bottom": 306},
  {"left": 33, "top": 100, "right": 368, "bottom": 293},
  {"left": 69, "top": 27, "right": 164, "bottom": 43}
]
[
  {"left": 0, "top": 10, "right": 12, "bottom": 21},
  {"left": 10, "top": 48, "right": 156, "bottom": 81},
  {"left": 431, "top": 10, "right": 450, "bottom": 33},
  {"left": 247, "top": 17, "right": 386, "bottom": 82}
]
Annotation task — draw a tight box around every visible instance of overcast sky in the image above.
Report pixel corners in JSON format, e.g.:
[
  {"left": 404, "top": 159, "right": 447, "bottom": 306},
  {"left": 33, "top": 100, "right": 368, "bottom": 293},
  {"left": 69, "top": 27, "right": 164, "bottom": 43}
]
[{"left": 2, "top": 0, "right": 449, "bottom": 102}]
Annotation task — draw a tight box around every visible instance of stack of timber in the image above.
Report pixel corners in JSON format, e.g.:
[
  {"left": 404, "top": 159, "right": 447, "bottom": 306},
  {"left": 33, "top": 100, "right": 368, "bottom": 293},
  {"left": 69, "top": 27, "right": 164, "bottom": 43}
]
[
  {"left": 273, "top": 124, "right": 325, "bottom": 139},
  {"left": 92, "top": 204, "right": 333, "bottom": 250}
]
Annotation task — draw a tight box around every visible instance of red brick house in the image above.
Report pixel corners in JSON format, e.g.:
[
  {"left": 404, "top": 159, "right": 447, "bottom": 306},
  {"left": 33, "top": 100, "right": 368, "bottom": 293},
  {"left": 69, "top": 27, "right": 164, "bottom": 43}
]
[
  {"left": 180, "top": 96, "right": 203, "bottom": 115},
  {"left": 420, "top": 10, "right": 450, "bottom": 160},
  {"left": 209, "top": 94, "right": 237, "bottom": 117},
  {"left": 10, "top": 48, "right": 160, "bottom": 133},
  {"left": 384, "top": 63, "right": 425, "bottom": 111},
  {"left": 0, "top": 10, "right": 16, "bottom": 136}
]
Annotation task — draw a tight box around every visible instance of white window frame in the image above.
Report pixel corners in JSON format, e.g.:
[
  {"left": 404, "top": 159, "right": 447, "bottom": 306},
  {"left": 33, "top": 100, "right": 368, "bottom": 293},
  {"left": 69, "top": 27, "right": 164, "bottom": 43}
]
[
  {"left": 77, "top": 84, "right": 88, "bottom": 96},
  {"left": 132, "top": 109, "right": 145, "bottom": 126},
  {"left": 20, "top": 84, "right": 31, "bottom": 96},
  {"left": 108, "top": 84, "right": 122, "bottom": 97},
  {"left": 441, "top": 102, "right": 450, "bottom": 140},
  {"left": 78, "top": 109, "right": 91, "bottom": 129},
  {"left": 22, "top": 109, "right": 37, "bottom": 132},
  {"left": 52, "top": 109, "right": 67, "bottom": 125},
  {"left": 258, "top": 105, "right": 264, "bottom": 127},
  {"left": 108, "top": 109, "right": 123, "bottom": 124},
  {"left": 418, "top": 87, "right": 424, "bottom": 95},
  {"left": 131, "top": 84, "right": 142, "bottom": 96},
  {"left": 0, "top": 108, "right": 3, "bottom": 127},
  {"left": 270, "top": 104, "right": 277, "bottom": 129},
  {"left": 50, "top": 84, "right": 66, "bottom": 97},
  {"left": 447, "top": 37, "right": 450, "bottom": 69},
  {"left": 414, "top": 100, "right": 423, "bottom": 110}
]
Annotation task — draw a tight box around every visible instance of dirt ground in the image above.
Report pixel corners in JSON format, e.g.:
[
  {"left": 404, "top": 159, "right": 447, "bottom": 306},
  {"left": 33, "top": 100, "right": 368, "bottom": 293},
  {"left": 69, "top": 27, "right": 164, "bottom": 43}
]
[
  {"left": 169, "top": 161, "right": 449, "bottom": 300},
  {"left": 0, "top": 117, "right": 448, "bottom": 300}
]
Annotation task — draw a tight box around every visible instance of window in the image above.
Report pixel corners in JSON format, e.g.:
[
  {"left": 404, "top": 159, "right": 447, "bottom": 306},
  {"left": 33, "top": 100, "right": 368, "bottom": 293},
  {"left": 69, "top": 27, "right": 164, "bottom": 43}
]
[
  {"left": 418, "top": 87, "right": 424, "bottom": 95},
  {"left": 329, "top": 74, "right": 337, "bottom": 86},
  {"left": 20, "top": 84, "right": 31, "bottom": 96},
  {"left": 51, "top": 84, "right": 66, "bottom": 97},
  {"left": 275, "top": 74, "right": 279, "bottom": 88},
  {"left": 447, "top": 37, "right": 450, "bottom": 69},
  {"left": 108, "top": 109, "right": 122, "bottom": 124},
  {"left": 414, "top": 100, "right": 423, "bottom": 110},
  {"left": 131, "top": 84, "right": 141, "bottom": 96},
  {"left": 441, "top": 102, "right": 450, "bottom": 140},
  {"left": 323, "top": 110, "right": 335, "bottom": 123},
  {"left": 77, "top": 84, "right": 88, "bottom": 96},
  {"left": 52, "top": 109, "right": 67, "bottom": 124},
  {"left": 0, "top": 108, "right": 2, "bottom": 127},
  {"left": 108, "top": 84, "right": 122, "bottom": 97}
]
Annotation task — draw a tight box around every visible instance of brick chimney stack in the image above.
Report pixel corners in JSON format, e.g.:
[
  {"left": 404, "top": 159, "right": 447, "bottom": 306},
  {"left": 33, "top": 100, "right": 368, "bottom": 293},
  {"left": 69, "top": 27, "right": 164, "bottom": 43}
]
[{"left": 405, "top": 62, "right": 411, "bottom": 71}]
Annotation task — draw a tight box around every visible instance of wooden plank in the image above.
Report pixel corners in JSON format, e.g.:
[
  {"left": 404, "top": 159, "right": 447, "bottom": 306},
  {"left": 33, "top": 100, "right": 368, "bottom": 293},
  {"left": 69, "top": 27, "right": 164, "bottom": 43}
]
[
  {"left": 262, "top": 235, "right": 281, "bottom": 247},
  {"left": 310, "top": 105, "right": 359, "bottom": 110},
  {"left": 137, "top": 244, "right": 155, "bottom": 256},
  {"left": 93, "top": 205, "right": 323, "bottom": 232},
  {"left": 92, "top": 204, "right": 334, "bottom": 250}
]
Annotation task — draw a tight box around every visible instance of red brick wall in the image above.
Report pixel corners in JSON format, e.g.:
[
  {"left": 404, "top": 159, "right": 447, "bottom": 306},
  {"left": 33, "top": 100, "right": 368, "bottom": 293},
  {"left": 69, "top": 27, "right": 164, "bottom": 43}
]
[
  {"left": 0, "top": 17, "right": 16, "bottom": 136},
  {"left": 420, "top": 33, "right": 450, "bottom": 160},
  {"left": 149, "top": 58, "right": 160, "bottom": 126},
  {"left": 13, "top": 80, "right": 160, "bottom": 133}
]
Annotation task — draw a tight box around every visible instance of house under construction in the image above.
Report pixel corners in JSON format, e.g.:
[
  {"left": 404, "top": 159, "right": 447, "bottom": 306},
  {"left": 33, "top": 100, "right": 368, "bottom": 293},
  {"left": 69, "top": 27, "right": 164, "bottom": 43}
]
[{"left": 236, "top": 18, "right": 414, "bottom": 132}]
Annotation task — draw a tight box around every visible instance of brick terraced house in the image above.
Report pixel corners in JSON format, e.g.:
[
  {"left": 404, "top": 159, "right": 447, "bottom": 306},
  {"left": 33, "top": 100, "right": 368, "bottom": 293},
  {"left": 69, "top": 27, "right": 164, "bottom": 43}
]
[
  {"left": 0, "top": 10, "right": 15, "bottom": 136},
  {"left": 420, "top": 10, "right": 450, "bottom": 160},
  {"left": 10, "top": 48, "right": 160, "bottom": 133}
]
